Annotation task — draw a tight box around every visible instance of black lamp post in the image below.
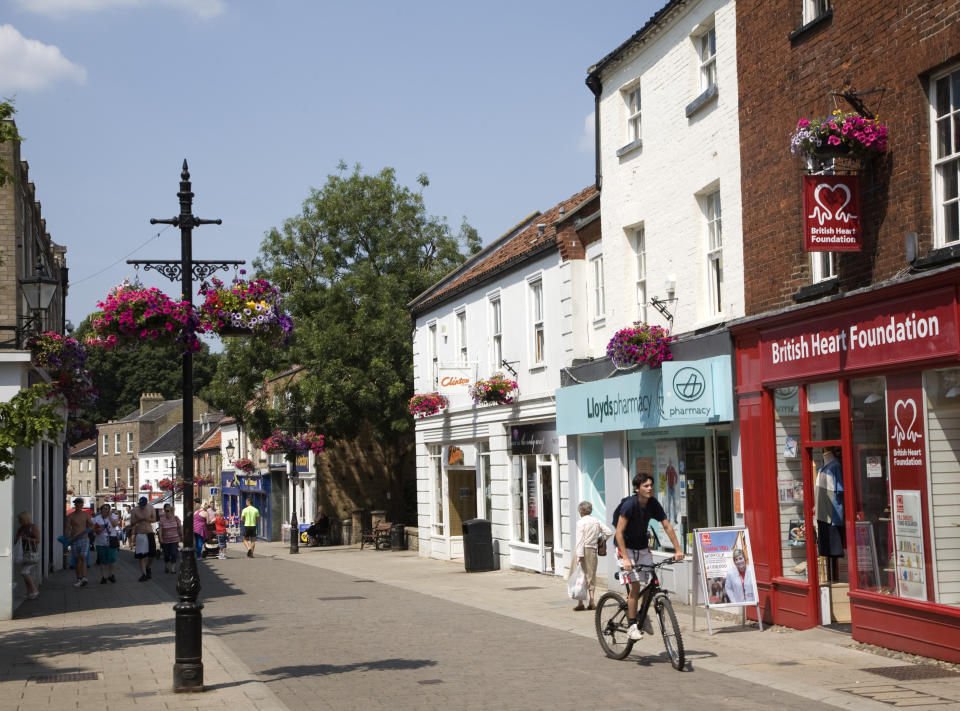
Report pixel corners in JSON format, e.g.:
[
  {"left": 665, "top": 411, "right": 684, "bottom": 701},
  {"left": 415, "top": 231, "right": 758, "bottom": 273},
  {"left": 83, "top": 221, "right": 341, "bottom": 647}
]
[
  {"left": 288, "top": 455, "right": 300, "bottom": 554},
  {"left": 130, "top": 161, "right": 242, "bottom": 693},
  {"left": 225, "top": 440, "right": 235, "bottom": 464}
]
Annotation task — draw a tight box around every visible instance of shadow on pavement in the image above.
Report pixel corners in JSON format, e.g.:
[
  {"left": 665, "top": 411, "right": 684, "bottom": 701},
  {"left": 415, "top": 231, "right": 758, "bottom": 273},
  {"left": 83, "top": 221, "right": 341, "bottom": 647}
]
[{"left": 256, "top": 657, "right": 439, "bottom": 680}]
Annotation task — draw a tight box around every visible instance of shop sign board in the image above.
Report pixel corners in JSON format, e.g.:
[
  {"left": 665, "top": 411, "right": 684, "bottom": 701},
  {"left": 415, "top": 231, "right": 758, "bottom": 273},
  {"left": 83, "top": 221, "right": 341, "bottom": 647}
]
[
  {"left": 437, "top": 364, "right": 476, "bottom": 407},
  {"left": 758, "top": 288, "right": 958, "bottom": 382},
  {"left": 893, "top": 490, "right": 926, "bottom": 601},
  {"left": 693, "top": 526, "right": 760, "bottom": 609},
  {"left": 556, "top": 356, "right": 732, "bottom": 435},
  {"left": 803, "top": 175, "right": 862, "bottom": 252},
  {"left": 510, "top": 422, "right": 558, "bottom": 455}
]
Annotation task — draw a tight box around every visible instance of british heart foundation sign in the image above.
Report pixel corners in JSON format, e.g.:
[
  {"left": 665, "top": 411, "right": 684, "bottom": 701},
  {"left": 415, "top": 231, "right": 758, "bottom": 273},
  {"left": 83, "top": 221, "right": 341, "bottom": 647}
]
[{"left": 803, "top": 175, "right": 862, "bottom": 252}]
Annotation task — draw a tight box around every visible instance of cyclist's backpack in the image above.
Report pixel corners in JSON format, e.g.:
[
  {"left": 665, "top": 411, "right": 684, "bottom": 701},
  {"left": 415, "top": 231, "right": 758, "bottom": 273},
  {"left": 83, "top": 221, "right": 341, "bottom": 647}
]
[{"left": 611, "top": 495, "right": 633, "bottom": 527}]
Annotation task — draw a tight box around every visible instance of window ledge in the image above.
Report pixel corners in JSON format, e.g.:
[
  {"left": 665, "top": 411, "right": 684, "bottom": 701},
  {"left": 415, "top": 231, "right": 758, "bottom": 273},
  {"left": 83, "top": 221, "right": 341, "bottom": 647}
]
[
  {"left": 793, "top": 277, "right": 839, "bottom": 303},
  {"left": 616, "top": 138, "right": 643, "bottom": 158},
  {"left": 528, "top": 364, "right": 547, "bottom": 373},
  {"left": 913, "top": 242, "right": 960, "bottom": 270},
  {"left": 592, "top": 316, "right": 606, "bottom": 328},
  {"left": 685, "top": 84, "right": 718, "bottom": 118},
  {"left": 789, "top": 8, "right": 833, "bottom": 43}
]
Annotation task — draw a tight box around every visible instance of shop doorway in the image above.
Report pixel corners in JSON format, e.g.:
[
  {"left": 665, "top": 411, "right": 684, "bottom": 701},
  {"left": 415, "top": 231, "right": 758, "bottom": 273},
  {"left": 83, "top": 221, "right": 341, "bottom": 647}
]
[
  {"left": 512, "top": 454, "right": 559, "bottom": 573},
  {"left": 447, "top": 468, "right": 477, "bottom": 535}
]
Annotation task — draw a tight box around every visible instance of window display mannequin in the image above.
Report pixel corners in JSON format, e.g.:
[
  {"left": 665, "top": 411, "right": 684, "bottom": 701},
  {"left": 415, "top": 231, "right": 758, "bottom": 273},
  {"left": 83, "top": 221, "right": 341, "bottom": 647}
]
[{"left": 816, "top": 447, "right": 845, "bottom": 578}]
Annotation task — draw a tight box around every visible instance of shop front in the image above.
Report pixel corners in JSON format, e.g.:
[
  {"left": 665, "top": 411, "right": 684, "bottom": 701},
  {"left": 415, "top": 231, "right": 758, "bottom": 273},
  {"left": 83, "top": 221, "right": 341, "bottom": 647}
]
[
  {"left": 221, "top": 469, "right": 272, "bottom": 541},
  {"left": 556, "top": 343, "right": 737, "bottom": 602},
  {"left": 508, "top": 422, "right": 561, "bottom": 573},
  {"left": 733, "top": 272, "right": 960, "bottom": 662}
]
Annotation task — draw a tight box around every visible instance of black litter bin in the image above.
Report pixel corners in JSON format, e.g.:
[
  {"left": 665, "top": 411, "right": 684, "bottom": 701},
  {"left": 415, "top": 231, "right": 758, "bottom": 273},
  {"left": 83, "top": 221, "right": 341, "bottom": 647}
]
[
  {"left": 390, "top": 523, "right": 406, "bottom": 550},
  {"left": 462, "top": 518, "right": 494, "bottom": 572}
]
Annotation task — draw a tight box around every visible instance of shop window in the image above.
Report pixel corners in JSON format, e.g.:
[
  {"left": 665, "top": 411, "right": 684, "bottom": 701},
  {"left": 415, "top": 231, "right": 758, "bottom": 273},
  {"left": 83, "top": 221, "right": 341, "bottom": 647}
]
[
  {"left": 925, "top": 368, "right": 960, "bottom": 605},
  {"left": 512, "top": 454, "right": 554, "bottom": 546},
  {"left": 850, "top": 377, "right": 892, "bottom": 595},
  {"left": 773, "top": 386, "right": 806, "bottom": 580},
  {"left": 429, "top": 447, "right": 443, "bottom": 534},
  {"left": 478, "top": 445, "right": 492, "bottom": 521}
]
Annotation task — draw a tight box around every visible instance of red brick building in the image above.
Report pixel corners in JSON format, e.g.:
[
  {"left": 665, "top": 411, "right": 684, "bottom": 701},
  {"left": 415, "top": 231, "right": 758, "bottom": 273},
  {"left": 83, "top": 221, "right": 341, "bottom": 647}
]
[{"left": 732, "top": 1, "right": 960, "bottom": 660}]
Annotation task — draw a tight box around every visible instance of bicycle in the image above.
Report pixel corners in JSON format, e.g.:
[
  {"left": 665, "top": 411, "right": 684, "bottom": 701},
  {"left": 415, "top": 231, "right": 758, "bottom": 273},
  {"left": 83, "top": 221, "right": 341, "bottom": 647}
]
[{"left": 594, "top": 558, "right": 685, "bottom": 670}]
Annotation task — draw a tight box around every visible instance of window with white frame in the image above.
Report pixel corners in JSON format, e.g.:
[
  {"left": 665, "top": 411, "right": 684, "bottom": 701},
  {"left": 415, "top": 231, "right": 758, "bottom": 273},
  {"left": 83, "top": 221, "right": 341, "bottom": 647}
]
[
  {"left": 703, "top": 190, "right": 723, "bottom": 315},
  {"left": 802, "top": 0, "right": 831, "bottom": 25},
  {"left": 591, "top": 253, "right": 605, "bottom": 320},
  {"left": 697, "top": 25, "right": 717, "bottom": 92},
  {"left": 456, "top": 309, "right": 468, "bottom": 364},
  {"left": 429, "top": 447, "right": 443, "bottom": 534},
  {"left": 103, "top": 435, "right": 109, "bottom": 455},
  {"left": 428, "top": 322, "right": 438, "bottom": 388},
  {"left": 625, "top": 85, "right": 642, "bottom": 143},
  {"left": 103, "top": 468, "right": 109, "bottom": 488},
  {"left": 489, "top": 295, "right": 502, "bottom": 371},
  {"left": 634, "top": 227, "right": 648, "bottom": 322},
  {"left": 933, "top": 66, "right": 960, "bottom": 247},
  {"left": 114, "top": 432, "right": 120, "bottom": 454},
  {"left": 530, "top": 278, "right": 545, "bottom": 365},
  {"left": 127, "top": 431, "right": 133, "bottom": 453}
]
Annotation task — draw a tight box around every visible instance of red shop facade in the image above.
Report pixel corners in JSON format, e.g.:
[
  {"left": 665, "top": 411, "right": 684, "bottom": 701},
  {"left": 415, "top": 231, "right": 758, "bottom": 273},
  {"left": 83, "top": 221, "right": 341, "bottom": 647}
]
[{"left": 733, "top": 268, "right": 960, "bottom": 662}]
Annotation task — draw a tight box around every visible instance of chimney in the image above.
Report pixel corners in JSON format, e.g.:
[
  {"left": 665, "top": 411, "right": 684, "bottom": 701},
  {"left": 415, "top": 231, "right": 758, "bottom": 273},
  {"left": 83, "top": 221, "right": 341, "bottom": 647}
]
[{"left": 140, "top": 392, "right": 165, "bottom": 416}]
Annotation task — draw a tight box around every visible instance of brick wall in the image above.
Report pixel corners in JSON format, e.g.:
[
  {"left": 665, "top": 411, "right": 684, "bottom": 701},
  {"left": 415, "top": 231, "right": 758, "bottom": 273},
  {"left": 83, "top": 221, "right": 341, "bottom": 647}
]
[{"left": 737, "top": 0, "right": 960, "bottom": 315}]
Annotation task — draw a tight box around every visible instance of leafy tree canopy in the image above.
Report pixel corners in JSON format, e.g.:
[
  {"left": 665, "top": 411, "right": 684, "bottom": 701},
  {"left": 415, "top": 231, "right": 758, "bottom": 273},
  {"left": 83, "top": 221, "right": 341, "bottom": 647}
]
[
  {"left": 0, "top": 384, "right": 63, "bottom": 480},
  {"left": 207, "top": 163, "right": 480, "bottom": 444},
  {"left": 73, "top": 315, "right": 220, "bottom": 425}
]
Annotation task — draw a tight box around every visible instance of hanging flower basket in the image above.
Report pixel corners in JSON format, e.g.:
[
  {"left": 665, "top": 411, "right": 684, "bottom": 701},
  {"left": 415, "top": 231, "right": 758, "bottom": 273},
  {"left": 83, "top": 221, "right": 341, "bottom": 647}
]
[
  {"left": 193, "top": 473, "right": 215, "bottom": 486},
  {"left": 606, "top": 322, "right": 673, "bottom": 369},
  {"left": 158, "top": 477, "right": 183, "bottom": 493},
  {"left": 260, "top": 429, "right": 325, "bottom": 459},
  {"left": 197, "top": 273, "right": 294, "bottom": 345},
  {"left": 469, "top": 373, "right": 518, "bottom": 405},
  {"left": 110, "top": 493, "right": 126, "bottom": 502},
  {"left": 409, "top": 392, "right": 449, "bottom": 418},
  {"left": 790, "top": 111, "right": 888, "bottom": 161},
  {"left": 86, "top": 280, "right": 200, "bottom": 352},
  {"left": 234, "top": 457, "right": 256, "bottom": 474},
  {"left": 28, "top": 331, "right": 98, "bottom": 411},
  {"left": 140, "top": 483, "right": 153, "bottom": 491},
  {"left": 66, "top": 488, "right": 75, "bottom": 496}
]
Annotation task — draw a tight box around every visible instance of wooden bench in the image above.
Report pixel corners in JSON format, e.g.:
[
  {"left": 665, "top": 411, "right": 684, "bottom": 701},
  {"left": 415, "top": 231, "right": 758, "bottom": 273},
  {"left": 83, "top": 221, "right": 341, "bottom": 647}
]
[{"left": 361, "top": 522, "right": 393, "bottom": 550}]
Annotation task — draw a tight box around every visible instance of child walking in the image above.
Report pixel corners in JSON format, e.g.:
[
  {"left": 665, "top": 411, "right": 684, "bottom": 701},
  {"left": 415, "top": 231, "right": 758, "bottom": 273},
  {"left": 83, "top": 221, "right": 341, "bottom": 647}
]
[{"left": 215, "top": 509, "right": 228, "bottom": 559}]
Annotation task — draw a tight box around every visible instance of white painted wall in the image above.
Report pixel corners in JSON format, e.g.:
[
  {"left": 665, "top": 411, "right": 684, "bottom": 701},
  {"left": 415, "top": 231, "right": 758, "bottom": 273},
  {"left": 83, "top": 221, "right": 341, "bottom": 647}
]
[{"left": 593, "top": 0, "right": 743, "bottom": 354}]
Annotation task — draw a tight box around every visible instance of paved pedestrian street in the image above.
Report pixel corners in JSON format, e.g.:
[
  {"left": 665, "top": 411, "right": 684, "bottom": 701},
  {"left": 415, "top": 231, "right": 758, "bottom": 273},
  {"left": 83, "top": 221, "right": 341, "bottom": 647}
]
[{"left": 3, "top": 543, "right": 960, "bottom": 710}]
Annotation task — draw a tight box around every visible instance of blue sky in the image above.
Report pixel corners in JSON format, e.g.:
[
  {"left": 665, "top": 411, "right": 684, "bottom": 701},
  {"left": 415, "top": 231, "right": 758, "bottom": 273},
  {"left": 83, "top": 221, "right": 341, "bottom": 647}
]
[{"left": 1, "top": 0, "right": 662, "bottom": 328}]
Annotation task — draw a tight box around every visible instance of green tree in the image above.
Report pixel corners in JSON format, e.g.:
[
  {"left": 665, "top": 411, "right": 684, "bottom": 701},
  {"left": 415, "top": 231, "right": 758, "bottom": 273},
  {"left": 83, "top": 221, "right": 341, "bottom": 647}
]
[
  {"left": 0, "top": 99, "right": 24, "bottom": 187},
  {"left": 207, "top": 163, "right": 480, "bottom": 450},
  {"left": 0, "top": 384, "right": 63, "bottom": 480},
  {"left": 73, "top": 316, "right": 220, "bottom": 424}
]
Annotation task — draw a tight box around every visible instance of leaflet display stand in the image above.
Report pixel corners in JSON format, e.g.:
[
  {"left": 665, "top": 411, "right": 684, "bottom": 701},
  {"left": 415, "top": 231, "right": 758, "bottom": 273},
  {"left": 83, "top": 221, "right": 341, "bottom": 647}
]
[{"left": 691, "top": 526, "right": 763, "bottom": 635}]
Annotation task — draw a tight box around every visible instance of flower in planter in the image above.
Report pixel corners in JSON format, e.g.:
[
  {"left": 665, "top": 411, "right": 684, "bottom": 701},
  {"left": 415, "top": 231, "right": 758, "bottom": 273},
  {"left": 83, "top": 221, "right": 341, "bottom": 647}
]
[
  {"left": 197, "top": 273, "right": 294, "bottom": 345},
  {"left": 193, "top": 473, "right": 216, "bottom": 486},
  {"left": 86, "top": 280, "right": 200, "bottom": 352},
  {"left": 790, "top": 110, "right": 888, "bottom": 160},
  {"left": 468, "top": 373, "right": 518, "bottom": 405},
  {"left": 140, "top": 483, "right": 153, "bottom": 491},
  {"left": 234, "top": 457, "right": 256, "bottom": 474},
  {"left": 606, "top": 322, "right": 673, "bottom": 369},
  {"left": 260, "top": 429, "right": 325, "bottom": 457},
  {"left": 28, "top": 331, "right": 98, "bottom": 411},
  {"left": 408, "top": 392, "right": 449, "bottom": 418}
]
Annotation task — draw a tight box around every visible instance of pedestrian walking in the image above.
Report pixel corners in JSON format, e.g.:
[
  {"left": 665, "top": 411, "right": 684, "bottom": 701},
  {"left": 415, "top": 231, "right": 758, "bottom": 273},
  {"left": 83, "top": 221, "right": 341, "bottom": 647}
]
[
  {"left": 157, "top": 503, "right": 182, "bottom": 573},
  {"left": 214, "top": 508, "right": 228, "bottom": 559},
  {"left": 193, "top": 502, "right": 209, "bottom": 558},
  {"left": 129, "top": 496, "right": 158, "bottom": 581},
  {"left": 91, "top": 503, "right": 120, "bottom": 584},
  {"left": 240, "top": 498, "right": 259, "bottom": 557},
  {"left": 573, "top": 500, "right": 614, "bottom": 611},
  {"left": 64, "top": 497, "right": 93, "bottom": 587},
  {"left": 14, "top": 511, "right": 41, "bottom": 599}
]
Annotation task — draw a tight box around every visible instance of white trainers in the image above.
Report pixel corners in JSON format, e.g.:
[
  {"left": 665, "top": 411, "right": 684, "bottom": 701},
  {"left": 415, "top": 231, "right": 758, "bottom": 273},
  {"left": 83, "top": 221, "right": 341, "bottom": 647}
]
[
  {"left": 73, "top": 579, "right": 84, "bottom": 588},
  {"left": 627, "top": 623, "right": 644, "bottom": 641}
]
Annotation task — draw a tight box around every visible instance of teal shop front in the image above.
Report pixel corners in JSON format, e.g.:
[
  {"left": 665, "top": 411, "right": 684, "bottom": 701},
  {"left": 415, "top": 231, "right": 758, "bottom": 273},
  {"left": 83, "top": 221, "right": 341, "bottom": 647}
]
[{"left": 557, "top": 355, "right": 739, "bottom": 602}]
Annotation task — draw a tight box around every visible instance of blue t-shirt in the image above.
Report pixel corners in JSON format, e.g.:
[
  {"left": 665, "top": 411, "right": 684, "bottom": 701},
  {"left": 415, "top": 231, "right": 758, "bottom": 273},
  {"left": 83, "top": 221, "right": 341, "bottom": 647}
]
[{"left": 618, "top": 495, "right": 667, "bottom": 549}]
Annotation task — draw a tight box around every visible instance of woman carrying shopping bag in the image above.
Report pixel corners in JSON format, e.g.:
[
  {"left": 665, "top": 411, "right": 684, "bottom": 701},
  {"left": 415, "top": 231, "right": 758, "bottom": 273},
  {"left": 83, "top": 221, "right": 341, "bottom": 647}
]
[{"left": 572, "top": 500, "right": 613, "bottom": 611}]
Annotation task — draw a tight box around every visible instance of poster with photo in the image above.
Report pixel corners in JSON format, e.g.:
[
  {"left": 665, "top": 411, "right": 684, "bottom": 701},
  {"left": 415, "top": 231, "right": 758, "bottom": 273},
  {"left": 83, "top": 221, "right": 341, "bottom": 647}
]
[
  {"left": 695, "top": 527, "right": 759, "bottom": 608},
  {"left": 893, "top": 490, "right": 925, "bottom": 601}
]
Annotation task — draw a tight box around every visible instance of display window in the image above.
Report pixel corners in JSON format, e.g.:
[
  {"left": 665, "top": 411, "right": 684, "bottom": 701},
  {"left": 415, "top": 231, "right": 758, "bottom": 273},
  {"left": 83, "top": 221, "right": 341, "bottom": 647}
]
[{"left": 512, "top": 454, "right": 554, "bottom": 547}]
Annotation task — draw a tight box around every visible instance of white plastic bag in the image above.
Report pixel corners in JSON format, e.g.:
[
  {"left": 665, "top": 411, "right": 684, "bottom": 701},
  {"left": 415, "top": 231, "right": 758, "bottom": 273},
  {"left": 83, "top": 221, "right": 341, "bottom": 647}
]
[{"left": 567, "top": 563, "right": 588, "bottom": 601}]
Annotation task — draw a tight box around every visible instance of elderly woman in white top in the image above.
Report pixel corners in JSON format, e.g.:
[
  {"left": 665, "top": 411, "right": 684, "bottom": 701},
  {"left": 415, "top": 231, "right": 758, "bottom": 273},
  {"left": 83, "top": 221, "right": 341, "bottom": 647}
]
[{"left": 573, "top": 500, "right": 614, "bottom": 611}]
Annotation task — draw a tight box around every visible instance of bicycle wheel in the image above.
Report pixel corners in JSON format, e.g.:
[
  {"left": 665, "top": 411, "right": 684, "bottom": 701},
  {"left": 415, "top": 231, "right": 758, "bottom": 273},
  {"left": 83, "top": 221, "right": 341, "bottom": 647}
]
[
  {"left": 595, "top": 591, "right": 634, "bottom": 660},
  {"left": 654, "top": 593, "right": 685, "bottom": 670}
]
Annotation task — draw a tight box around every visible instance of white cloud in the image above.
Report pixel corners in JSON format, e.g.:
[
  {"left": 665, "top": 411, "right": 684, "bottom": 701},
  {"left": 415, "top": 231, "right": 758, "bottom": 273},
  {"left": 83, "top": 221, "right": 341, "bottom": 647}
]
[
  {"left": 14, "top": 0, "right": 226, "bottom": 20},
  {"left": 578, "top": 111, "right": 594, "bottom": 153},
  {"left": 0, "top": 25, "right": 87, "bottom": 93}
]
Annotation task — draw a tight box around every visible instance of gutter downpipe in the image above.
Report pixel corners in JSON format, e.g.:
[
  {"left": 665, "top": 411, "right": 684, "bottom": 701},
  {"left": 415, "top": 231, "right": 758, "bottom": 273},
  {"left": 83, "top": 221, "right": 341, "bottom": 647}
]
[{"left": 586, "top": 72, "right": 602, "bottom": 192}]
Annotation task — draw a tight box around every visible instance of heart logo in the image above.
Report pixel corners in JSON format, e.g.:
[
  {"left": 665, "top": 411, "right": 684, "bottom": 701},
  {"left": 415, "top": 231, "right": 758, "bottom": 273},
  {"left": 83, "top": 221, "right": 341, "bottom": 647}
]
[
  {"left": 813, "top": 182, "right": 851, "bottom": 220},
  {"left": 891, "top": 398, "right": 919, "bottom": 446}
]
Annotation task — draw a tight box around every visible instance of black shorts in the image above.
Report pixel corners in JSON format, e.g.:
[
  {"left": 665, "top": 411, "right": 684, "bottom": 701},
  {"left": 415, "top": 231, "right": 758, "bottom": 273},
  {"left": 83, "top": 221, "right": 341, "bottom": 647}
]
[{"left": 244, "top": 526, "right": 257, "bottom": 540}]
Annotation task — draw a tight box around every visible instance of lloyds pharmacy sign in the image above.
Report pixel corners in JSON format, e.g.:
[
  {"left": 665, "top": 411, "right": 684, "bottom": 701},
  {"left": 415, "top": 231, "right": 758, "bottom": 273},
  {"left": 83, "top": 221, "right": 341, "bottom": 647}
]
[{"left": 555, "top": 356, "right": 733, "bottom": 435}]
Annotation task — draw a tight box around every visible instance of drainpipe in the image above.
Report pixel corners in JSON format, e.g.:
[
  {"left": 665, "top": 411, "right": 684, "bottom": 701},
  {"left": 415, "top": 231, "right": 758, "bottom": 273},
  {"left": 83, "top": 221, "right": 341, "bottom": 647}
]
[{"left": 585, "top": 72, "right": 603, "bottom": 192}]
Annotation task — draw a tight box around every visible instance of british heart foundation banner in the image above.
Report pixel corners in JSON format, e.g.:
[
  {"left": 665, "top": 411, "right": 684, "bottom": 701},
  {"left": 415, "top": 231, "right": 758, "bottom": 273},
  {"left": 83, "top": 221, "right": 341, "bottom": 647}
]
[{"left": 803, "top": 175, "right": 862, "bottom": 252}]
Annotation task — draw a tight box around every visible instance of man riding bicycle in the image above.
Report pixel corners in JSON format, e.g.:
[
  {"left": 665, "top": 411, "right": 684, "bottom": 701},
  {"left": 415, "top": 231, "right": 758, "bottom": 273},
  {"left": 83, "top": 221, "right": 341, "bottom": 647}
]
[{"left": 615, "top": 473, "right": 685, "bottom": 641}]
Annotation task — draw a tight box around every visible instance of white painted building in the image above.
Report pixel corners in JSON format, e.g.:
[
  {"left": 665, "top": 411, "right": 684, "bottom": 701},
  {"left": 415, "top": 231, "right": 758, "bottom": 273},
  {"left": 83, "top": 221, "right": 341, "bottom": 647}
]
[
  {"left": 410, "top": 187, "right": 599, "bottom": 575},
  {"left": 556, "top": 0, "right": 745, "bottom": 601}
]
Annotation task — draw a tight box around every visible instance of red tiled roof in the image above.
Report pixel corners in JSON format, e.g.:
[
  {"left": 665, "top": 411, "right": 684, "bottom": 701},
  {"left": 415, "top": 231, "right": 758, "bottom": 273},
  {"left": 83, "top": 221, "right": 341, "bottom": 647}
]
[{"left": 410, "top": 185, "right": 598, "bottom": 314}]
